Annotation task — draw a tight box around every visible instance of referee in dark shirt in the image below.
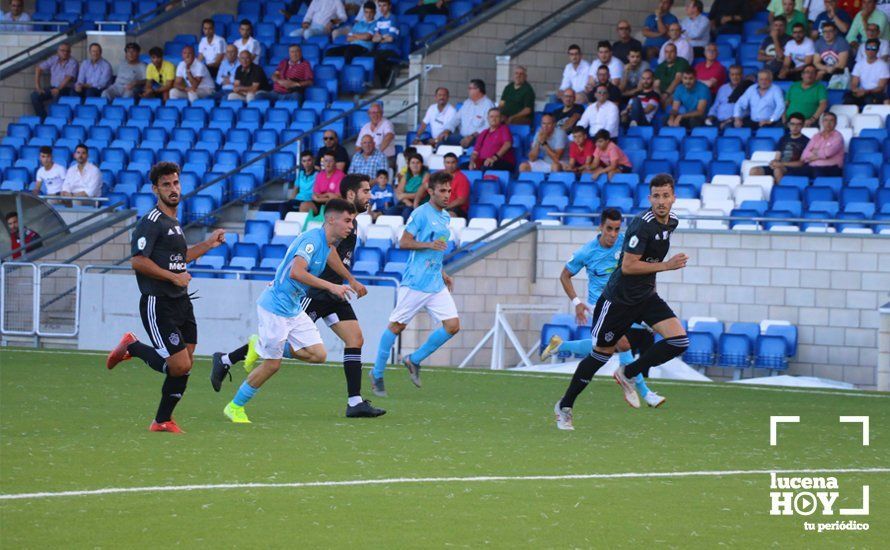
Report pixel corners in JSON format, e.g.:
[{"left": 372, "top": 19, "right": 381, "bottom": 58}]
[{"left": 106, "top": 161, "right": 225, "bottom": 434}]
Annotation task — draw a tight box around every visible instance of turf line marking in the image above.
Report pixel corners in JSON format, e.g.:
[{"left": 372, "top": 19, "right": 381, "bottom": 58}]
[
  {"left": 4, "top": 348, "right": 889, "bottom": 399},
  {"left": 2, "top": 468, "right": 888, "bottom": 501}
]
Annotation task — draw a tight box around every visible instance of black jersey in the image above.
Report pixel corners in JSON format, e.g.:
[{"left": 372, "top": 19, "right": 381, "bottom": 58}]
[
  {"left": 305, "top": 224, "right": 357, "bottom": 299},
  {"left": 131, "top": 207, "right": 188, "bottom": 298},
  {"left": 602, "top": 208, "right": 679, "bottom": 305}
]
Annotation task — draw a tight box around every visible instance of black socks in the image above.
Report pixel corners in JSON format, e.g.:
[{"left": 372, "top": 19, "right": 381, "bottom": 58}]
[
  {"left": 623, "top": 335, "right": 690, "bottom": 379},
  {"left": 560, "top": 350, "right": 611, "bottom": 409},
  {"left": 228, "top": 344, "right": 249, "bottom": 365},
  {"left": 127, "top": 341, "right": 166, "bottom": 373},
  {"left": 343, "top": 347, "right": 362, "bottom": 398},
  {"left": 155, "top": 372, "right": 189, "bottom": 423}
]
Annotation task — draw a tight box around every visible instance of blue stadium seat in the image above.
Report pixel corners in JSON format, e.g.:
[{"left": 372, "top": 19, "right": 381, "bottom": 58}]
[
  {"left": 727, "top": 322, "right": 760, "bottom": 346},
  {"left": 755, "top": 335, "right": 789, "bottom": 371},
  {"left": 539, "top": 323, "right": 573, "bottom": 358},
  {"left": 684, "top": 332, "right": 715, "bottom": 368},
  {"left": 765, "top": 325, "right": 797, "bottom": 357},
  {"left": 718, "top": 333, "right": 751, "bottom": 369},
  {"left": 840, "top": 187, "right": 871, "bottom": 206}
]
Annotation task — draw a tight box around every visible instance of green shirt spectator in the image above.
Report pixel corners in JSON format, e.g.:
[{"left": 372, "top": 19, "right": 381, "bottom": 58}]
[
  {"left": 846, "top": 3, "right": 890, "bottom": 44},
  {"left": 785, "top": 79, "right": 827, "bottom": 121},
  {"left": 654, "top": 56, "right": 690, "bottom": 93},
  {"left": 499, "top": 66, "right": 535, "bottom": 124},
  {"left": 784, "top": 10, "right": 809, "bottom": 35}
]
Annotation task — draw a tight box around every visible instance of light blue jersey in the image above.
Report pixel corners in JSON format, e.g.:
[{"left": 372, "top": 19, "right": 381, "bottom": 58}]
[
  {"left": 564, "top": 233, "right": 625, "bottom": 305},
  {"left": 258, "top": 228, "right": 331, "bottom": 317},
  {"left": 402, "top": 203, "right": 451, "bottom": 294}
]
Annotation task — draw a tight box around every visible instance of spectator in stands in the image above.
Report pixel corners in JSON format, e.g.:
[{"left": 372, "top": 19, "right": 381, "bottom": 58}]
[
  {"left": 847, "top": 0, "right": 890, "bottom": 49},
  {"left": 142, "top": 46, "right": 175, "bottom": 100},
  {"left": 620, "top": 48, "right": 651, "bottom": 96},
  {"left": 553, "top": 88, "right": 585, "bottom": 133},
  {"left": 5, "top": 212, "right": 41, "bottom": 260},
  {"left": 310, "top": 152, "right": 346, "bottom": 213},
  {"left": 695, "top": 43, "right": 727, "bottom": 95},
  {"left": 316, "top": 130, "right": 349, "bottom": 171},
  {"left": 612, "top": 20, "right": 643, "bottom": 63},
  {"left": 768, "top": 0, "right": 801, "bottom": 19},
  {"left": 750, "top": 112, "right": 810, "bottom": 181},
  {"left": 102, "top": 43, "right": 146, "bottom": 100},
  {"left": 467, "top": 108, "right": 514, "bottom": 170},
  {"left": 371, "top": 0, "right": 401, "bottom": 88},
  {"left": 855, "top": 22, "right": 890, "bottom": 63},
  {"left": 233, "top": 19, "right": 262, "bottom": 63},
  {"left": 351, "top": 134, "right": 389, "bottom": 179},
  {"left": 357, "top": 103, "right": 396, "bottom": 167},
  {"left": 370, "top": 169, "right": 394, "bottom": 220},
  {"left": 659, "top": 22, "right": 694, "bottom": 63},
  {"left": 709, "top": 0, "right": 754, "bottom": 36},
  {"left": 562, "top": 126, "right": 595, "bottom": 174},
  {"left": 780, "top": 22, "right": 817, "bottom": 79},
  {"left": 814, "top": 21, "right": 851, "bottom": 80},
  {"left": 389, "top": 154, "right": 426, "bottom": 217},
  {"left": 621, "top": 69, "right": 661, "bottom": 127},
  {"left": 457, "top": 79, "right": 495, "bottom": 148},
  {"left": 170, "top": 45, "right": 215, "bottom": 101},
  {"left": 589, "top": 41, "right": 624, "bottom": 88},
  {"left": 706, "top": 64, "right": 750, "bottom": 128},
  {"left": 1, "top": 0, "right": 29, "bottom": 32},
  {"left": 643, "top": 0, "right": 678, "bottom": 60},
  {"left": 846, "top": 38, "right": 890, "bottom": 104},
  {"left": 668, "top": 69, "right": 711, "bottom": 127},
  {"left": 74, "top": 43, "right": 112, "bottom": 98},
  {"left": 682, "top": 0, "right": 710, "bottom": 58},
  {"left": 198, "top": 19, "right": 226, "bottom": 78},
  {"left": 734, "top": 70, "right": 786, "bottom": 128},
  {"left": 32, "top": 146, "right": 65, "bottom": 200},
  {"left": 590, "top": 130, "right": 632, "bottom": 180},
  {"left": 215, "top": 45, "right": 239, "bottom": 94},
  {"left": 519, "top": 113, "right": 566, "bottom": 173},
  {"left": 414, "top": 87, "right": 459, "bottom": 146},
  {"left": 281, "top": 0, "right": 311, "bottom": 21},
  {"left": 785, "top": 64, "right": 828, "bottom": 124},
  {"left": 579, "top": 84, "right": 620, "bottom": 138},
  {"left": 297, "top": 0, "right": 346, "bottom": 39},
  {"left": 776, "top": 0, "right": 810, "bottom": 34},
  {"left": 591, "top": 66, "right": 623, "bottom": 104},
  {"left": 61, "top": 144, "right": 101, "bottom": 204},
  {"left": 786, "top": 111, "right": 845, "bottom": 177},
  {"left": 499, "top": 66, "right": 535, "bottom": 125},
  {"left": 280, "top": 151, "right": 318, "bottom": 218},
  {"left": 442, "top": 153, "right": 470, "bottom": 218},
  {"left": 31, "top": 43, "right": 77, "bottom": 118},
  {"left": 760, "top": 17, "right": 790, "bottom": 78},
  {"left": 265, "top": 44, "right": 314, "bottom": 102},
  {"left": 559, "top": 44, "right": 591, "bottom": 99},
  {"left": 407, "top": 0, "right": 449, "bottom": 16},
  {"left": 325, "top": 1, "right": 376, "bottom": 62},
  {"left": 654, "top": 43, "right": 689, "bottom": 104},
  {"left": 812, "top": 0, "right": 852, "bottom": 39},
  {"left": 228, "top": 50, "right": 268, "bottom": 102}
]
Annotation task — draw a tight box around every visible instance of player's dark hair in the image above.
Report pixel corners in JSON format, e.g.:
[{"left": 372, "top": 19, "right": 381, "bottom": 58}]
[
  {"left": 39, "top": 145, "right": 52, "bottom": 155},
  {"left": 325, "top": 198, "right": 357, "bottom": 215},
  {"left": 149, "top": 161, "right": 181, "bottom": 186},
  {"left": 428, "top": 171, "right": 453, "bottom": 190},
  {"left": 340, "top": 174, "right": 368, "bottom": 198},
  {"left": 148, "top": 46, "right": 163, "bottom": 58},
  {"left": 600, "top": 208, "right": 622, "bottom": 225},
  {"left": 649, "top": 173, "right": 675, "bottom": 191}
]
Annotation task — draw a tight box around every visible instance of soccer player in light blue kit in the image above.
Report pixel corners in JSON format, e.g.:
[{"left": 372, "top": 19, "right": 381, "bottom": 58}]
[
  {"left": 370, "top": 172, "right": 459, "bottom": 396},
  {"left": 540, "top": 208, "right": 666, "bottom": 408},
  {"left": 224, "top": 199, "right": 384, "bottom": 423}
]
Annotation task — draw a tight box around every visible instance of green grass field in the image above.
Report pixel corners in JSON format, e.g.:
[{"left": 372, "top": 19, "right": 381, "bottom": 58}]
[{"left": 1, "top": 348, "right": 888, "bottom": 548}]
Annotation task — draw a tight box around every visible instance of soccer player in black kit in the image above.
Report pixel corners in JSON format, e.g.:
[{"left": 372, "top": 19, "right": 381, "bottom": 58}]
[
  {"left": 106, "top": 161, "right": 226, "bottom": 433},
  {"left": 211, "top": 174, "right": 385, "bottom": 418},
  {"left": 555, "top": 174, "right": 690, "bottom": 430}
]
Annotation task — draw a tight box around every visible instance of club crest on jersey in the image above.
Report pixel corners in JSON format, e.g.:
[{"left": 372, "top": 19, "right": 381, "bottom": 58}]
[
  {"left": 305, "top": 243, "right": 315, "bottom": 254},
  {"left": 137, "top": 237, "right": 147, "bottom": 250},
  {"left": 628, "top": 236, "right": 639, "bottom": 248},
  {"left": 604, "top": 331, "right": 614, "bottom": 342},
  {"left": 169, "top": 332, "right": 180, "bottom": 346}
]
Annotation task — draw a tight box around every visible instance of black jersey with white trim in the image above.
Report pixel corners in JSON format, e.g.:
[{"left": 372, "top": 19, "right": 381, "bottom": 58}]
[
  {"left": 131, "top": 207, "right": 189, "bottom": 298},
  {"left": 306, "top": 224, "right": 356, "bottom": 300},
  {"left": 602, "top": 208, "right": 679, "bottom": 305}
]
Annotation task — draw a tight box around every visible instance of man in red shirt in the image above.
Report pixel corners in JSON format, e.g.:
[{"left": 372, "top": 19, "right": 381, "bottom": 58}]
[
  {"left": 442, "top": 152, "right": 469, "bottom": 218},
  {"left": 5, "top": 212, "right": 41, "bottom": 259},
  {"left": 267, "top": 44, "right": 314, "bottom": 102},
  {"left": 694, "top": 43, "right": 727, "bottom": 96}
]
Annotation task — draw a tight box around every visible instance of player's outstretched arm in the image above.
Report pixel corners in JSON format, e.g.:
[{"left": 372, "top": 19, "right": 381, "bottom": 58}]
[
  {"left": 621, "top": 252, "right": 688, "bottom": 275},
  {"left": 131, "top": 255, "right": 190, "bottom": 287},
  {"left": 558, "top": 267, "right": 591, "bottom": 324},
  {"left": 290, "top": 255, "right": 353, "bottom": 301},
  {"left": 326, "top": 249, "right": 367, "bottom": 297},
  {"left": 186, "top": 229, "right": 226, "bottom": 262},
  {"left": 399, "top": 230, "right": 446, "bottom": 251}
]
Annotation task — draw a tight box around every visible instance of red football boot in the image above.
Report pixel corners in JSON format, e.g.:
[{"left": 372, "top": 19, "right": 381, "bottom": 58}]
[
  {"left": 149, "top": 418, "right": 185, "bottom": 434},
  {"left": 106, "top": 332, "right": 137, "bottom": 370}
]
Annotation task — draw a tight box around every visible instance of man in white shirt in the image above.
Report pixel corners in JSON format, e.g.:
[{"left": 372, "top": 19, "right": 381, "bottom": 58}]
[
  {"left": 102, "top": 42, "right": 146, "bottom": 100},
  {"left": 588, "top": 40, "right": 624, "bottom": 89},
  {"left": 855, "top": 23, "right": 890, "bottom": 63},
  {"left": 198, "top": 18, "right": 226, "bottom": 78},
  {"left": 559, "top": 43, "right": 591, "bottom": 99},
  {"left": 780, "top": 22, "right": 817, "bottom": 80},
  {"left": 61, "top": 144, "right": 102, "bottom": 204},
  {"left": 295, "top": 0, "right": 346, "bottom": 39},
  {"left": 356, "top": 102, "right": 396, "bottom": 166},
  {"left": 216, "top": 45, "right": 239, "bottom": 93},
  {"left": 578, "top": 84, "right": 620, "bottom": 139},
  {"left": 682, "top": 0, "right": 710, "bottom": 56},
  {"left": 0, "top": 0, "right": 30, "bottom": 32},
  {"left": 846, "top": 38, "right": 890, "bottom": 105},
  {"left": 169, "top": 45, "right": 215, "bottom": 102},
  {"left": 233, "top": 19, "right": 262, "bottom": 62},
  {"left": 457, "top": 78, "right": 495, "bottom": 148},
  {"left": 658, "top": 22, "right": 694, "bottom": 63},
  {"left": 413, "top": 87, "right": 459, "bottom": 146},
  {"left": 33, "top": 146, "right": 66, "bottom": 200}
]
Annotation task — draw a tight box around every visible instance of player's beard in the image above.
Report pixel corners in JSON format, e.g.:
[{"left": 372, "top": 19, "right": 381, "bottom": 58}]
[{"left": 159, "top": 194, "right": 180, "bottom": 209}]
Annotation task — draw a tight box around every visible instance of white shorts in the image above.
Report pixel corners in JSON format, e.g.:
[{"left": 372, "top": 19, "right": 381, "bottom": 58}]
[
  {"left": 389, "top": 286, "right": 459, "bottom": 324},
  {"left": 526, "top": 159, "right": 554, "bottom": 173},
  {"left": 256, "top": 305, "right": 323, "bottom": 360}
]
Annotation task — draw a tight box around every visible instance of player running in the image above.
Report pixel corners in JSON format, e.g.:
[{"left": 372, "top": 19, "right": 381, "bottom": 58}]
[
  {"left": 540, "top": 208, "right": 665, "bottom": 408},
  {"left": 370, "top": 172, "right": 459, "bottom": 396},
  {"left": 212, "top": 175, "right": 384, "bottom": 418},
  {"left": 106, "top": 161, "right": 226, "bottom": 433},
  {"left": 555, "top": 174, "right": 689, "bottom": 430}
]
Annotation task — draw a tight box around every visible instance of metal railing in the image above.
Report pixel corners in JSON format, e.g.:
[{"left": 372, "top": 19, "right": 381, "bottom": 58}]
[
  {"left": 0, "top": 261, "right": 81, "bottom": 337},
  {"left": 500, "top": 0, "right": 608, "bottom": 57},
  {"left": 418, "top": 0, "right": 521, "bottom": 55},
  {"left": 544, "top": 211, "right": 890, "bottom": 232}
]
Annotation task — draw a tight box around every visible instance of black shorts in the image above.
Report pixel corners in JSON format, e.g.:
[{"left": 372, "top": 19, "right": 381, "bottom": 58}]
[
  {"left": 304, "top": 295, "right": 357, "bottom": 327},
  {"left": 590, "top": 293, "right": 676, "bottom": 348},
  {"left": 139, "top": 294, "right": 197, "bottom": 358}
]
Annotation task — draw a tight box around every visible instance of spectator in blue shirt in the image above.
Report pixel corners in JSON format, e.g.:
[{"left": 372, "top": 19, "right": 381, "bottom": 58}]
[
  {"left": 706, "top": 64, "right": 751, "bottom": 129},
  {"left": 280, "top": 151, "right": 319, "bottom": 219},
  {"left": 326, "top": 1, "right": 377, "bottom": 62},
  {"left": 370, "top": 169, "right": 395, "bottom": 220},
  {"left": 668, "top": 69, "right": 711, "bottom": 128},
  {"left": 74, "top": 42, "right": 113, "bottom": 98},
  {"left": 811, "top": 0, "right": 852, "bottom": 40},
  {"left": 733, "top": 69, "right": 786, "bottom": 128},
  {"left": 372, "top": 0, "right": 401, "bottom": 87},
  {"left": 642, "top": 0, "right": 679, "bottom": 60}
]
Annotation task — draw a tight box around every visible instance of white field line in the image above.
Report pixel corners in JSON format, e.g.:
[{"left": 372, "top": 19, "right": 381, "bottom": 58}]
[
  {"left": 1, "top": 468, "right": 888, "bottom": 501},
  {"left": 3, "top": 348, "right": 890, "bottom": 399}
]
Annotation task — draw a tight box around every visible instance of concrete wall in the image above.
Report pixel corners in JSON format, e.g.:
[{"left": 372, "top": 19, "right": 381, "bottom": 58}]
[
  {"left": 879, "top": 304, "right": 890, "bottom": 391},
  {"left": 410, "top": 227, "right": 890, "bottom": 390},
  {"left": 0, "top": 32, "right": 61, "bottom": 68},
  {"left": 133, "top": 0, "right": 234, "bottom": 55}
]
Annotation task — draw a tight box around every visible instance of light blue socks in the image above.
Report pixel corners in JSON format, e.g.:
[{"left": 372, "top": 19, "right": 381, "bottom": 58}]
[
  {"left": 558, "top": 338, "right": 592, "bottom": 356},
  {"left": 409, "top": 327, "right": 454, "bottom": 365},
  {"left": 233, "top": 380, "right": 257, "bottom": 406},
  {"left": 373, "top": 328, "right": 398, "bottom": 379}
]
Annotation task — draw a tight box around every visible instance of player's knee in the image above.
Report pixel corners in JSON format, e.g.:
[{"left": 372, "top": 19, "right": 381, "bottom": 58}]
[
  {"left": 345, "top": 333, "right": 364, "bottom": 348},
  {"left": 305, "top": 345, "right": 327, "bottom": 363},
  {"left": 443, "top": 318, "right": 460, "bottom": 335}
]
